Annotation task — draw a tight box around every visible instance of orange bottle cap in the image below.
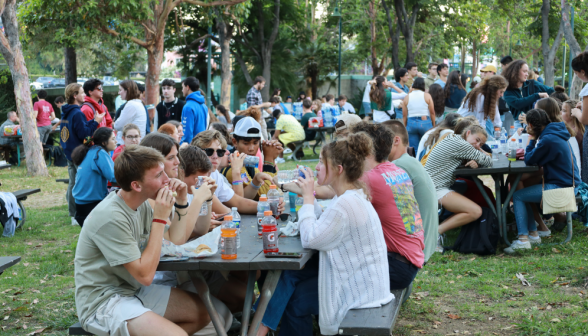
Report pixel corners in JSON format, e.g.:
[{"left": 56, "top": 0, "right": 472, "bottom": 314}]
[
  {"left": 225, "top": 215, "right": 233, "bottom": 221},
  {"left": 270, "top": 185, "right": 276, "bottom": 189},
  {"left": 510, "top": 126, "right": 515, "bottom": 128},
  {"left": 264, "top": 210, "right": 273, "bottom": 216},
  {"left": 260, "top": 197, "right": 267, "bottom": 201}
]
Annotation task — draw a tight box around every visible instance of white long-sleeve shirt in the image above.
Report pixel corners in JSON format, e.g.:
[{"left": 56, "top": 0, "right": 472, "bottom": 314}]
[
  {"left": 298, "top": 189, "right": 394, "bottom": 335},
  {"left": 114, "top": 99, "right": 146, "bottom": 144},
  {"left": 456, "top": 94, "right": 502, "bottom": 130}
]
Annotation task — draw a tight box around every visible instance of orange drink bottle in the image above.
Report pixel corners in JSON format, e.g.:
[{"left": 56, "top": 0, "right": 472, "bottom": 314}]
[{"left": 221, "top": 215, "right": 237, "bottom": 260}]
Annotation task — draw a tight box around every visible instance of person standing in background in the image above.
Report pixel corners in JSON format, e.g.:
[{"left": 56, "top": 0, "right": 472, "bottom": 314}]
[
  {"left": 404, "top": 62, "right": 422, "bottom": 88},
  {"left": 114, "top": 80, "right": 146, "bottom": 145},
  {"left": 424, "top": 63, "right": 438, "bottom": 91},
  {"left": 33, "top": 90, "right": 56, "bottom": 146},
  {"left": 180, "top": 77, "right": 208, "bottom": 145},
  {"left": 393, "top": 68, "right": 411, "bottom": 121},
  {"left": 444, "top": 71, "right": 467, "bottom": 116},
  {"left": 136, "top": 83, "right": 152, "bottom": 135},
  {"left": 246, "top": 76, "right": 271, "bottom": 109},
  {"left": 156, "top": 78, "right": 185, "bottom": 128},
  {"left": 80, "top": 79, "right": 113, "bottom": 130},
  {"left": 434, "top": 64, "right": 449, "bottom": 88},
  {"left": 402, "top": 78, "right": 436, "bottom": 148}
]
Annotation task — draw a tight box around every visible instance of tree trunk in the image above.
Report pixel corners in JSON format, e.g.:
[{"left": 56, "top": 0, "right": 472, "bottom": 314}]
[
  {"left": 542, "top": 0, "right": 564, "bottom": 87},
  {"left": 393, "top": 0, "right": 420, "bottom": 64},
  {"left": 0, "top": 0, "right": 48, "bottom": 176},
  {"left": 261, "top": 56, "right": 272, "bottom": 101},
  {"left": 561, "top": 0, "right": 582, "bottom": 56},
  {"left": 311, "top": 73, "right": 317, "bottom": 100},
  {"left": 217, "top": 16, "right": 233, "bottom": 108},
  {"left": 145, "top": 37, "right": 164, "bottom": 122},
  {"left": 64, "top": 46, "right": 77, "bottom": 85},
  {"left": 382, "top": 0, "right": 401, "bottom": 71},
  {"left": 460, "top": 44, "right": 466, "bottom": 73},
  {"left": 471, "top": 40, "right": 478, "bottom": 77}
]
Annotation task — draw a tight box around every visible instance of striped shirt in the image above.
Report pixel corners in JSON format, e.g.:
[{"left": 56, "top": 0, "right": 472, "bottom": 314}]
[{"left": 424, "top": 134, "right": 492, "bottom": 190}]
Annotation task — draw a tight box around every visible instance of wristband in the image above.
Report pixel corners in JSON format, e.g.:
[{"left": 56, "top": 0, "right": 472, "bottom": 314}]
[
  {"left": 206, "top": 197, "right": 214, "bottom": 202},
  {"left": 174, "top": 202, "right": 189, "bottom": 209},
  {"left": 152, "top": 219, "right": 167, "bottom": 225},
  {"left": 264, "top": 161, "right": 275, "bottom": 166},
  {"left": 251, "top": 180, "right": 261, "bottom": 189},
  {"left": 232, "top": 180, "right": 243, "bottom": 185}
]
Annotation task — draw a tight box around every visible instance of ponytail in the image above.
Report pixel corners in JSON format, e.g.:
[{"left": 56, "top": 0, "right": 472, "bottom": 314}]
[
  {"left": 71, "top": 128, "right": 113, "bottom": 166},
  {"left": 369, "top": 76, "right": 387, "bottom": 108}
]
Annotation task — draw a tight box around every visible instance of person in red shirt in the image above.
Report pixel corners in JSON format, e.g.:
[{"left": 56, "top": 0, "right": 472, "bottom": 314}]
[
  {"left": 81, "top": 79, "right": 113, "bottom": 129},
  {"left": 351, "top": 121, "right": 424, "bottom": 290},
  {"left": 112, "top": 123, "right": 141, "bottom": 161},
  {"left": 33, "top": 90, "right": 56, "bottom": 145}
]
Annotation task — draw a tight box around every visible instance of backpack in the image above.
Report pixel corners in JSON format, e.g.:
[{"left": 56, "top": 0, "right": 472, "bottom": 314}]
[
  {"left": 420, "top": 133, "right": 450, "bottom": 166},
  {"left": 444, "top": 207, "right": 499, "bottom": 255},
  {"left": 48, "top": 146, "right": 68, "bottom": 167}
]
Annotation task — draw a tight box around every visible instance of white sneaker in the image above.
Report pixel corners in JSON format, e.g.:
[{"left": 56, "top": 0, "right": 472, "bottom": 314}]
[
  {"left": 504, "top": 240, "right": 531, "bottom": 254},
  {"left": 528, "top": 235, "right": 541, "bottom": 244},
  {"left": 275, "top": 157, "right": 286, "bottom": 164},
  {"left": 436, "top": 234, "right": 445, "bottom": 253},
  {"left": 283, "top": 148, "right": 293, "bottom": 154},
  {"left": 537, "top": 230, "right": 551, "bottom": 237},
  {"left": 287, "top": 155, "right": 294, "bottom": 161},
  {"left": 71, "top": 217, "right": 79, "bottom": 226}
]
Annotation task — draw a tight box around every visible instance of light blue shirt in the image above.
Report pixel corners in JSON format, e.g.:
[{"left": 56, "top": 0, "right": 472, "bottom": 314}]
[{"left": 434, "top": 79, "right": 446, "bottom": 88}]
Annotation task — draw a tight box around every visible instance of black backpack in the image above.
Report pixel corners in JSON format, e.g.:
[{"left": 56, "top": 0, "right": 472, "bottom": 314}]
[
  {"left": 445, "top": 207, "right": 499, "bottom": 255},
  {"left": 49, "top": 146, "right": 68, "bottom": 167}
]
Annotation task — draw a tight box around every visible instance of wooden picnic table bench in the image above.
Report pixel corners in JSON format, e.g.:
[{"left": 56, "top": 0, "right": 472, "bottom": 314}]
[{"left": 0, "top": 256, "right": 21, "bottom": 276}]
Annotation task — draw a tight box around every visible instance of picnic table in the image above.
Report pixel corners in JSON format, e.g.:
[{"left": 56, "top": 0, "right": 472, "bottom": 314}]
[
  {"left": 156, "top": 213, "right": 314, "bottom": 336},
  {"left": 2, "top": 129, "right": 60, "bottom": 166},
  {"left": 0, "top": 256, "right": 21, "bottom": 276},
  {"left": 0, "top": 163, "right": 11, "bottom": 170},
  {"left": 454, "top": 154, "right": 539, "bottom": 246}
]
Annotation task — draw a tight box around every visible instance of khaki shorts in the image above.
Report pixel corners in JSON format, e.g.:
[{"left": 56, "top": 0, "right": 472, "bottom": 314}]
[{"left": 83, "top": 285, "right": 171, "bottom": 336}]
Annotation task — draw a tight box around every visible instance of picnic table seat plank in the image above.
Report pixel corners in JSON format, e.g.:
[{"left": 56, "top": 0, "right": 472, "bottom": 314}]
[
  {"left": 10, "top": 188, "right": 41, "bottom": 229},
  {"left": 0, "top": 256, "right": 21, "bottom": 274},
  {"left": 338, "top": 288, "right": 406, "bottom": 336}
]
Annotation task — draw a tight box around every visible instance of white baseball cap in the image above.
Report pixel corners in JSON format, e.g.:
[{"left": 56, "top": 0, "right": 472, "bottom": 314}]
[{"left": 233, "top": 116, "right": 262, "bottom": 138}]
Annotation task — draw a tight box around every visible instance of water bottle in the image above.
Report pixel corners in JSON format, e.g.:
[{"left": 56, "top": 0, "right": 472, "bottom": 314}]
[
  {"left": 221, "top": 215, "right": 237, "bottom": 260},
  {"left": 490, "top": 140, "right": 499, "bottom": 161},
  {"left": 295, "top": 195, "right": 304, "bottom": 214},
  {"left": 261, "top": 211, "right": 279, "bottom": 254},
  {"left": 246, "top": 156, "right": 259, "bottom": 169},
  {"left": 518, "top": 137, "right": 524, "bottom": 150},
  {"left": 268, "top": 185, "right": 281, "bottom": 218},
  {"left": 288, "top": 192, "right": 297, "bottom": 214},
  {"left": 499, "top": 132, "right": 507, "bottom": 154},
  {"left": 257, "top": 195, "right": 270, "bottom": 236},
  {"left": 323, "top": 108, "right": 333, "bottom": 127},
  {"left": 508, "top": 138, "right": 517, "bottom": 161},
  {"left": 231, "top": 207, "right": 241, "bottom": 248},
  {"left": 196, "top": 177, "right": 208, "bottom": 216},
  {"left": 331, "top": 106, "right": 340, "bottom": 124}
]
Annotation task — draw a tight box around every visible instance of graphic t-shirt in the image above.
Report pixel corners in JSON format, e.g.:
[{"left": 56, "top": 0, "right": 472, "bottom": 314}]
[
  {"left": 363, "top": 161, "right": 425, "bottom": 268},
  {"left": 34, "top": 100, "right": 54, "bottom": 127}
]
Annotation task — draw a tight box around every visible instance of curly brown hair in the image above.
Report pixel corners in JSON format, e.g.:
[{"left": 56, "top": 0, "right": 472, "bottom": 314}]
[
  {"left": 428, "top": 84, "right": 446, "bottom": 118},
  {"left": 463, "top": 75, "right": 508, "bottom": 122},
  {"left": 321, "top": 133, "right": 373, "bottom": 186},
  {"left": 349, "top": 121, "right": 393, "bottom": 162},
  {"left": 501, "top": 59, "right": 527, "bottom": 89},
  {"left": 236, "top": 106, "right": 262, "bottom": 122}
]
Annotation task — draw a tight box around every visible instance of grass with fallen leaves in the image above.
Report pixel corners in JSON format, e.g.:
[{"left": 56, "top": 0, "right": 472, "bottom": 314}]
[{"left": 2, "top": 158, "right": 588, "bottom": 335}]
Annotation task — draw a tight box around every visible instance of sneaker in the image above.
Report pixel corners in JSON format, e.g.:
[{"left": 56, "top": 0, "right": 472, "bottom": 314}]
[
  {"left": 537, "top": 229, "right": 551, "bottom": 237},
  {"left": 436, "top": 234, "right": 445, "bottom": 253},
  {"left": 283, "top": 148, "right": 293, "bottom": 154},
  {"left": 528, "top": 235, "right": 541, "bottom": 244},
  {"left": 287, "top": 155, "right": 294, "bottom": 160},
  {"left": 275, "top": 157, "right": 286, "bottom": 164},
  {"left": 544, "top": 217, "right": 554, "bottom": 227},
  {"left": 504, "top": 240, "right": 531, "bottom": 254},
  {"left": 71, "top": 217, "right": 79, "bottom": 226}
]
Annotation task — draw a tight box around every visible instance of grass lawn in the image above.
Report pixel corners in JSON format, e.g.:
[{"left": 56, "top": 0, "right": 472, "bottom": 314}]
[{"left": 1, "top": 155, "right": 588, "bottom": 335}]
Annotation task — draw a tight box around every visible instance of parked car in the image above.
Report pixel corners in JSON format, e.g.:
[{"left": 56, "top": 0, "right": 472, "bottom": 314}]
[
  {"left": 30, "top": 81, "right": 44, "bottom": 90},
  {"left": 53, "top": 78, "right": 66, "bottom": 88},
  {"left": 36, "top": 77, "right": 57, "bottom": 88},
  {"left": 103, "top": 76, "right": 119, "bottom": 86}
]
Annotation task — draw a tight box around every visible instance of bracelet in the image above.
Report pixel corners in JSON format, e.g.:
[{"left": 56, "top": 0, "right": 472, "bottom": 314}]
[
  {"left": 206, "top": 197, "right": 214, "bottom": 202},
  {"left": 263, "top": 161, "right": 275, "bottom": 166},
  {"left": 251, "top": 180, "right": 261, "bottom": 189},
  {"left": 232, "top": 180, "right": 243, "bottom": 185},
  {"left": 280, "top": 183, "right": 286, "bottom": 192},
  {"left": 152, "top": 219, "right": 167, "bottom": 225},
  {"left": 174, "top": 202, "right": 189, "bottom": 209}
]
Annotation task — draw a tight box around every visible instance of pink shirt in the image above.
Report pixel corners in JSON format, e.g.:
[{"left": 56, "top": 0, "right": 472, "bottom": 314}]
[
  {"left": 34, "top": 100, "right": 54, "bottom": 127},
  {"left": 363, "top": 162, "right": 425, "bottom": 268}
]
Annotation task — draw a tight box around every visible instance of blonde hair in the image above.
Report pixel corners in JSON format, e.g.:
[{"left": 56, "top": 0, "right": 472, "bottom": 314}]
[
  {"left": 65, "top": 83, "right": 82, "bottom": 104},
  {"left": 236, "top": 107, "right": 262, "bottom": 122},
  {"left": 191, "top": 129, "right": 227, "bottom": 150},
  {"left": 122, "top": 123, "right": 141, "bottom": 137}
]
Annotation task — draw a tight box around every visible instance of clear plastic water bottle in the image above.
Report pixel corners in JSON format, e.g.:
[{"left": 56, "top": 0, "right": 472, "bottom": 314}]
[
  {"left": 509, "top": 125, "right": 515, "bottom": 137},
  {"left": 331, "top": 106, "right": 340, "bottom": 124},
  {"left": 257, "top": 195, "right": 270, "bottom": 236},
  {"left": 490, "top": 140, "right": 499, "bottom": 161},
  {"left": 518, "top": 137, "right": 523, "bottom": 150},
  {"left": 196, "top": 177, "right": 208, "bottom": 216},
  {"left": 261, "top": 211, "right": 279, "bottom": 253},
  {"left": 268, "top": 185, "right": 280, "bottom": 218},
  {"left": 500, "top": 132, "right": 507, "bottom": 154},
  {"left": 231, "top": 207, "right": 241, "bottom": 248},
  {"left": 508, "top": 138, "right": 517, "bottom": 161},
  {"left": 323, "top": 108, "right": 333, "bottom": 127}
]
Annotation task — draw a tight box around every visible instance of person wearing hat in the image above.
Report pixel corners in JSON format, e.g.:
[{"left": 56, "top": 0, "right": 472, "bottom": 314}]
[
  {"left": 272, "top": 109, "right": 305, "bottom": 162},
  {"left": 334, "top": 113, "right": 362, "bottom": 138},
  {"left": 221, "top": 117, "right": 282, "bottom": 199},
  {"left": 480, "top": 64, "right": 497, "bottom": 79}
]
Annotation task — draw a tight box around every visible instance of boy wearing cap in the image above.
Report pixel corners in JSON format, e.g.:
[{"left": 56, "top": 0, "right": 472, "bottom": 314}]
[
  {"left": 480, "top": 65, "right": 497, "bottom": 79},
  {"left": 221, "top": 117, "right": 282, "bottom": 199}
]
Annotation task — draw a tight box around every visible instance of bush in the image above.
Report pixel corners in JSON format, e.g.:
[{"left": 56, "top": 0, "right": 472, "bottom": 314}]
[{"left": 0, "top": 67, "right": 16, "bottom": 123}]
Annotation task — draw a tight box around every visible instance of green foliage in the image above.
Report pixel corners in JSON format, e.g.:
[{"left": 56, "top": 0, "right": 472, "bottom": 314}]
[{"left": 0, "top": 67, "right": 17, "bottom": 122}]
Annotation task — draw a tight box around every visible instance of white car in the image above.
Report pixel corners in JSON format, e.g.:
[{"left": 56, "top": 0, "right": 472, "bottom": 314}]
[{"left": 30, "top": 82, "right": 43, "bottom": 90}]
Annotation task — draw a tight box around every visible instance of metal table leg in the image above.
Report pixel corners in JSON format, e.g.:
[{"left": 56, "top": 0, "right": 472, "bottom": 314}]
[
  {"left": 247, "top": 270, "right": 282, "bottom": 336},
  {"left": 240, "top": 270, "right": 257, "bottom": 336},
  {"left": 492, "top": 175, "right": 502, "bottom": 238},
  {"left": 501, "top": 173, "right": 522, "bottom": 246},
  {"left": 188, "top": 271, "right": 228, "bottom": 336},
  {"left": 472, "top": 176, "right": 497, "bottom": 215}
]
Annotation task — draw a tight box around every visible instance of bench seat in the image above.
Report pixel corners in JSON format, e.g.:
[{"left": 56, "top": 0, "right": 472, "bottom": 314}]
[
  {"left": 11, "top": 188, "right": 41, "bottom": 230},
  {"left": 338, "top": 288, "right": 406, "bottom": 335},
  {"left": 69, "top": 322, "right": 93, "bottom": 335}
]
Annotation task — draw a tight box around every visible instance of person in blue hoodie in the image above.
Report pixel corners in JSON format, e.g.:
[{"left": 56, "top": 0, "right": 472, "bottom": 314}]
[
  {"left": 180, "top": 76, "right": 208, "bottom": 145},
  {"left": 71, "top": 127, "right": 117, "bottom": 227},
  {"left": 506, "top": 109, "right": 581, "bottom": 253},
  {"left": 60, "top": 83, "right": 105, "bottom": 226},
  {"left": 502, "top": 60, "right": 554, "bottom": 130}
]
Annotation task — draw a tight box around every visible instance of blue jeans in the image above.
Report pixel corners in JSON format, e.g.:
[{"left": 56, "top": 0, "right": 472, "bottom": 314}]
[
  {"left": 513, "top": 184, "right": 578, "bottom": 236},
  {"left": 278, "top": 271, "right": 319, "bottom": 336},
  {"left": 362, "top": 102, "right": 372, "bottom": 117},
  {"left": 255, "top": 255, "right": 319, "bottom": 331},
  {"left": 407, "top": 117, "right": 433, "bottom": 149},
  {"left": 388, "top": 252, "right": 419, "bottom": 290}
]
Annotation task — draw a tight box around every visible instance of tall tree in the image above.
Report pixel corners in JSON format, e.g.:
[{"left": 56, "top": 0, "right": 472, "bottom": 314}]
[
  {"left": 540, "top": 0, "right": 564, "bottom": 87},
  {"left": 0, "top": 0, "right": 48, "bottom": 176},
  {"left": 381, "top": 0, "right": 401, "bottom": 71},
  {"left": 394, "top": 0, "right": 421, "bottom": 64}
]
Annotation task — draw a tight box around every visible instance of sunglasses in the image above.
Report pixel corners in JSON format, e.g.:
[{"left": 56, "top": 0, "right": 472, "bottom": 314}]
[{"left": 201, "top": 148, "right": 226, "bottom": 157}]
